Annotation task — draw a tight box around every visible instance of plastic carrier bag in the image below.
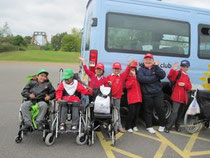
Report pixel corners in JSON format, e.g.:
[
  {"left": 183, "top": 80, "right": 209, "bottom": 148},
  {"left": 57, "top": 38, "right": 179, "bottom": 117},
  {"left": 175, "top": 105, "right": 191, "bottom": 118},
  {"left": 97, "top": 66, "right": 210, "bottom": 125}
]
[
  {"left": 94, "top": 86, "right": 111, "bottom": 114},
  {"left": 186, "top": 91, "right": 200, "bottom": 115}
]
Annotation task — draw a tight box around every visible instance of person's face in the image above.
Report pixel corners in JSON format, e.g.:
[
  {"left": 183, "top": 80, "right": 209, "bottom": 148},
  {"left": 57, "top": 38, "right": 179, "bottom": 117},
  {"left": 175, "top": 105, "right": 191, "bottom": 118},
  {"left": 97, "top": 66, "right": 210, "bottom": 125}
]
[
  {"left": 95, "top": 68, "right": 103, "bottom": 76},
  {"left": 37, "top": 73, "right": 47, "bottom": 83},
  {"left": 144, "top": 57, "right": 154, "bottom": 68},
  {"left": 113, "top": 68, "right": 121, "bottom": 75},
  {"left": 181, "top": 66, "right": 189, "bottom": 73},
  {"left": 65, "top": 77, "right": 73, "bottom": 84}
]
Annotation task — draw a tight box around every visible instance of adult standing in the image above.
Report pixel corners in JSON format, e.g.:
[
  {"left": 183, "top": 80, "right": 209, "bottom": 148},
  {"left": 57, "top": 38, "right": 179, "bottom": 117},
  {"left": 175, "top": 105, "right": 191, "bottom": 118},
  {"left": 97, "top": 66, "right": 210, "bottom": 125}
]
[{"left": 137, "top": 53, "right": 168, "bottom": 134}]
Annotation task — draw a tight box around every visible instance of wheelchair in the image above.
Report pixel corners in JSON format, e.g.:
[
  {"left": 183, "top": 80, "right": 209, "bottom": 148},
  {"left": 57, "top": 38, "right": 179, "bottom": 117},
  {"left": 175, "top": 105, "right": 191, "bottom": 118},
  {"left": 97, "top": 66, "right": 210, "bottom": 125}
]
[
  {"left": 44, "top": 99, "right": 89, "bottom": 146},
  {"left": 15, "top": 100, "right": 55, "bottom": 144},
  {"left": 86, "top": 86, "right": 117, "bottom": 146},
  {"left": 184, "top": 90, "right": 210, "bottom": 134}
]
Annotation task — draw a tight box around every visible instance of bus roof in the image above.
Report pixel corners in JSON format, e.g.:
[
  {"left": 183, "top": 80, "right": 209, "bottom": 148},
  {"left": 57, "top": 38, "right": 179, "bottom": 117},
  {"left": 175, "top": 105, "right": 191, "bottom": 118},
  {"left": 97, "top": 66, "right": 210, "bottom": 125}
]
[{"left": 86, "top": 0, "right": 210, "bottom": 15}]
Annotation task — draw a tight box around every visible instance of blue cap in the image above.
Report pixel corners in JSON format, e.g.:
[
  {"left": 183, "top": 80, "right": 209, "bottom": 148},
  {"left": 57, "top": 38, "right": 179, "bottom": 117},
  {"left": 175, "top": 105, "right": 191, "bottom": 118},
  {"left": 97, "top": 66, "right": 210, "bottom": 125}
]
[{"left": 180, "top": 60, "right": 190, "bottom": 67}]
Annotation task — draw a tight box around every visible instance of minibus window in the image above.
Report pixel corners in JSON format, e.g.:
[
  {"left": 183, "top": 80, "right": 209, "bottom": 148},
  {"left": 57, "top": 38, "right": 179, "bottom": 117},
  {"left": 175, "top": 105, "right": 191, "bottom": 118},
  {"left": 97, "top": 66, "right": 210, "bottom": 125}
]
[
  {"left": 85, "top": 12, "right": 93, "bottom": 50},
  {"left": 105, "top": 12, "right": 190, "bottom": 57},
  {"left": 198, "top": 24, "right": 210, "bottom": 59}
]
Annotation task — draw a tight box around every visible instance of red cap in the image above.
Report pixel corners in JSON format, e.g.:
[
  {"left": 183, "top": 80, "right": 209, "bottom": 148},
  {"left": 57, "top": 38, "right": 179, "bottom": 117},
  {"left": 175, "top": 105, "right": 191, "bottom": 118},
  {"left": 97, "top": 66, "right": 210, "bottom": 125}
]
[
  {"left": 144, "top": 53, "right": 154, "bottom": 59},
  {"left": 131, "top": 61, "right": 138, "bottom": 67},
  {"left": 113, "top": 62, "right": 122, "bottom": 69},
  {"left": 95, "top": 63, "right": 104, "bottom": 70}
]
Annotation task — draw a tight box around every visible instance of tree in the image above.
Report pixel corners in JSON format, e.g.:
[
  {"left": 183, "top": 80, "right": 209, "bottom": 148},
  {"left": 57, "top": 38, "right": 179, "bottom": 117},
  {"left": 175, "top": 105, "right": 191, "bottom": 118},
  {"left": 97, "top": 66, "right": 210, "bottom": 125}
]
[
  {"left": 61, "top": 34, "right": 80, "bottom": 52},
  {"left": 0, "top": 22, "right": 11, "bottom": 38},
  {"left": 51, "top": 32, "right": 67, "bottom": 51},
  {"left": 24, "top": 36, "right": 32, "bottom": 45},
  {"left": 12, "top": 35, "right": 27, "bottom": 46}
]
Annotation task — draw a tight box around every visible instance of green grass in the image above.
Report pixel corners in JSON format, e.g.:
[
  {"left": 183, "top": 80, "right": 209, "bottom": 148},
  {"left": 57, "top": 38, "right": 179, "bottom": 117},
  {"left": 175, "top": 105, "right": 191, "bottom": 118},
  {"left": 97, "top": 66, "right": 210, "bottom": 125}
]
[{"left": 0, "top": 50, "right": 80, "bottom": 63}]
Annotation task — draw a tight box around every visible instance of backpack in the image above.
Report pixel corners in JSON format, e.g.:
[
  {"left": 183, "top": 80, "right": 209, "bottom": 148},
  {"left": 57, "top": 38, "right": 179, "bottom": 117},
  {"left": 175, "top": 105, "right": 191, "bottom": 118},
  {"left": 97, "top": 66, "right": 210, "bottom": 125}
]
[{"left": 170, "top": 70, "right": 182, "bottom": 89}]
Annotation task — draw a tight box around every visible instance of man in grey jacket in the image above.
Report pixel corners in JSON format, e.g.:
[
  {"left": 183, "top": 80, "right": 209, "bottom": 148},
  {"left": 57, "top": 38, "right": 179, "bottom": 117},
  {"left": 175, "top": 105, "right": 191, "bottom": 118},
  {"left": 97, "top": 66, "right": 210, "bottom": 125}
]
[{"left": 20, "top": 69, "right": 55, "bottom": 131}]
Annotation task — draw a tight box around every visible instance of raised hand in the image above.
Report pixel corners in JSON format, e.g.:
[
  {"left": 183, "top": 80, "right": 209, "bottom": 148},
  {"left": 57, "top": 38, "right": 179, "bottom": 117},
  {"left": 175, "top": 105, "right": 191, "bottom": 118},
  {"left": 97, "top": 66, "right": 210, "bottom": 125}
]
[
  {"left": 173, "top": 62, "right": 179, "bottom": 71},
  {"left": 79, "top": 57, "right": 86, "bottom": 65},
  {"left": 154, "top": 60, "right": 159, "bottom": 66}
]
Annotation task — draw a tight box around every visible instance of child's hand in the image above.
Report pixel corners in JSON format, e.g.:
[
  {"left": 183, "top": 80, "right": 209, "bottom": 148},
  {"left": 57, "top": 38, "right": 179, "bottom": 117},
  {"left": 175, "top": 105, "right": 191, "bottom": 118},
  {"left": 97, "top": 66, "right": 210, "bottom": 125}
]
[
  {"left": 178, "top": 82, "right": 185, "bottom": 87},
  {"left": 154, "top": 60, "right": 159, "bottom": 66},
  {"left": 79, "top": 57, "right": 86, "bottom": 65},
  {"left": 131, "top": 69, "right": 136, "bottom": 76},
  {"left": 45, "top": 94, "right": 51, "bottom": 101},
  {"left": 57, "top": 99, "right": 61, "bottom": 104},
  {"left": 29, "top": 93, "right": 35, "bottom": 99},
  {"left": 128, "top": 60, "right": 137, "bottom": 67},
  {"left": 108, "top": 81, "right": 112, "bottom": 86},
  {"left": 173, "top": 62, "right": 179, "bottom": 70}
]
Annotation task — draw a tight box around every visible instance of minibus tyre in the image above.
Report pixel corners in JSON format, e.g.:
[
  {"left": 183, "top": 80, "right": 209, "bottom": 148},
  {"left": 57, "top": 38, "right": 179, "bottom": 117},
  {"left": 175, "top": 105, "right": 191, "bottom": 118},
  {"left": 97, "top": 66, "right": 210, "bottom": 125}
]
[{"left": 153, "top": 94, "right": 172, "bottom": 120}]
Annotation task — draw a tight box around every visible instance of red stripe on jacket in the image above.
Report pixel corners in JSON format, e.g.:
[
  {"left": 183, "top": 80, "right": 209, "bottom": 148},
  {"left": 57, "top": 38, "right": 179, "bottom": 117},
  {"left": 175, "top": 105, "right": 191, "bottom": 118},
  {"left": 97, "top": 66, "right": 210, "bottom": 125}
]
[
  {"left": 125, "top": 75, "right": 142, "bottom": 105},
  {"left": 167, "top": 69, "right": 192, "bottom": 104}
]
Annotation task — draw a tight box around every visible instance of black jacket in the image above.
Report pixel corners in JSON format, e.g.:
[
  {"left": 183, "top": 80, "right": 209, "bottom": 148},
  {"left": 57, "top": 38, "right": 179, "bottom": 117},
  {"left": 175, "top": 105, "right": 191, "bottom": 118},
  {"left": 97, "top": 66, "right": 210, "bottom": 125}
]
[
  {"left": 21, "top": 79, "right": 55, "bottom": 102},
  {"left": 137, "top": 64, "right": 166, "bottom": 96}
]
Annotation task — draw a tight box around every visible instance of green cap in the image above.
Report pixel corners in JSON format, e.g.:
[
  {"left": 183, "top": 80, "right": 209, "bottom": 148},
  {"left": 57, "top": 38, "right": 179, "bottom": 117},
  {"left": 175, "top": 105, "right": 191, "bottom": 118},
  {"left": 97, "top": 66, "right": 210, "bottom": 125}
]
[
  {"left": 37, "top": 69, "right": 49, "bottom": 76},
  {"left": 62, "top": 69, "right": 74, "bottom": 80}
]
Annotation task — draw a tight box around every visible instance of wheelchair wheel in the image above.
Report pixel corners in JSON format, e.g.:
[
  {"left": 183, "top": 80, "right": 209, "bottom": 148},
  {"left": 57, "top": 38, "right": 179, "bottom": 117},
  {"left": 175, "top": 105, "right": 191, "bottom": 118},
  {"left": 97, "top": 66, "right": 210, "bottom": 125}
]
[
  {"left": 76, "top": 133, "right": 88, "bottom": 145},
  {"left": 45, "top": 132, "right": 55, "bottom": 146},
  {"left": 15, "top": 136, "right": 23, "bottom": 143},
  {"left": 184, "top": 113, "right": 203, "bottom": 134}
]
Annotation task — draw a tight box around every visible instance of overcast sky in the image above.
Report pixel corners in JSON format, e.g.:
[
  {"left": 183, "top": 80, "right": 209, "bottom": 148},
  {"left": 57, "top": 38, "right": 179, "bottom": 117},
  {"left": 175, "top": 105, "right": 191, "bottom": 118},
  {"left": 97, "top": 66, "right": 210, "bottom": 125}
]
[{"left": 1, "top": 0, "right": 210, "bottom": 38}]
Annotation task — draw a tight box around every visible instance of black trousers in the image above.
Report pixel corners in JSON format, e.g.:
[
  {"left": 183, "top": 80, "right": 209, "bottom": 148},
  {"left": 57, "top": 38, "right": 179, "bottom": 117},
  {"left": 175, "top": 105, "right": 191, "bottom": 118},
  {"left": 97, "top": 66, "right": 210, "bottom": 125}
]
[
  {"left": 126, "top": 102, "right": 141, "bottom": 129},
  {"left": 166, "top": 101, "right": 185, "bottom": 129},
  {"left": 143, "top": 92, "right": 166, "bottom": 128}
]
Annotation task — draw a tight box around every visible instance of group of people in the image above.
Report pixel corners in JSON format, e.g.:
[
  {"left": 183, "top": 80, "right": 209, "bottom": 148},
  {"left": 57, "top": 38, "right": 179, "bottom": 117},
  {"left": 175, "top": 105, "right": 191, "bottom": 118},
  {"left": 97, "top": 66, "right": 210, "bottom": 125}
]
[{"left": 20, "top": 53, "right": 192, "bottom": 135}]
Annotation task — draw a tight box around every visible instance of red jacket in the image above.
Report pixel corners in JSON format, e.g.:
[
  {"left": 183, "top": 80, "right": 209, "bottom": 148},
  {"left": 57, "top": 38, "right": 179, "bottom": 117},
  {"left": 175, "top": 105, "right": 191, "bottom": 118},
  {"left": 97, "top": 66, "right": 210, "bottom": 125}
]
[
  {"left": 83, "top": 65, "right": 109, "bottom": 92},
  {"left": 107, "top": 66, "right": 130, "bottom": 99},
  {"left": 125, "top": 75, "right": 142, "bottom": 105},
  {"left": 167, "top": 69, "right": 192, "bottom": 104},
  {"left": 56, "top": 81, "right": 90, "bottom": 103}
]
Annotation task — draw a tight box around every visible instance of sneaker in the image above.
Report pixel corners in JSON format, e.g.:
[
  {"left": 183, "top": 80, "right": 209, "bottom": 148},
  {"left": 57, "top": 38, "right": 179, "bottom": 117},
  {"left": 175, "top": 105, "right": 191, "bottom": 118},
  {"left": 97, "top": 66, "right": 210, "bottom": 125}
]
[
  {"left": 72, "top": 125, "right": 77, "bottom": 130},
  {"left": 127, "top": 129, "right": 133, "bottom": 133},
  {"left": 133, "top": 127, "right": 139, "bottom": 132},
  {"left": 158, "top": 126, "right": 165, "bottom": 132},
  {"left": 59, "top": 123, "right": 65, "bottom": 131},
  {"left": 118, "top": 128, "right": 126, "bottom": 133},
  {"left": 146, "top": 127, "right": 156, "bottom": 134},
  {"left": 175, "top": 126, "right": 181, "bottom": 132}
]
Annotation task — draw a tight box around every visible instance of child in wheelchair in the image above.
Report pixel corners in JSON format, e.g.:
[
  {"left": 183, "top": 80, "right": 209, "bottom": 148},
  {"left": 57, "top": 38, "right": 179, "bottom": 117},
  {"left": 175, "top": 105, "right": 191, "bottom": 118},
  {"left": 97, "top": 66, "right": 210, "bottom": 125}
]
[
  {"left": 56, "top": 69, "right": 92, "bottom": 131},
  {"left": 20, "top": 69, "right": 55, "bottom": 131}
]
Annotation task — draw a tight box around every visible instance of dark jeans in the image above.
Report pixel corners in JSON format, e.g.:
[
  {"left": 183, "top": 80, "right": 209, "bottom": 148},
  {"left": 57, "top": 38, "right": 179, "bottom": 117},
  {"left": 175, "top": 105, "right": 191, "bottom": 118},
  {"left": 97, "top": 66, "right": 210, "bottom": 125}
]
[
  {"left": 143, "top": 92, "right": 166, "bottom": 128},
  {"left": 166, "top": 101, "right": 185, "bottom": 129},
  {"left": 126, "top": 102, "right": 141, "bottom": 129},
  {"left": 59, "top": 101, "right": 80, "bottom": 125}
]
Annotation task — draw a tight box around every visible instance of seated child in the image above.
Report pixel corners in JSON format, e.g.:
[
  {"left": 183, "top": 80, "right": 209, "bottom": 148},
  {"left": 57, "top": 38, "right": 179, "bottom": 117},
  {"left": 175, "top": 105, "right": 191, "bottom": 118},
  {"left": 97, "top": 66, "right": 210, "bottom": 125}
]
[
  {"left": 125, "top": 61, "right": 142, "bottom": 133},
  {"left": 21, "top": 69, "right": 55, "bottom": 131},
  {"left": 79, "top": 57, "right": 109, "bottom": 101},
  {"left": 56, "top": 69, "right": 91, "bottom": 131},
  {"left": 107, "top": 60, "right": 135, "bottom": 133},
  {"left": 166, "top": 60, "right": 192, "bottom": 132}
]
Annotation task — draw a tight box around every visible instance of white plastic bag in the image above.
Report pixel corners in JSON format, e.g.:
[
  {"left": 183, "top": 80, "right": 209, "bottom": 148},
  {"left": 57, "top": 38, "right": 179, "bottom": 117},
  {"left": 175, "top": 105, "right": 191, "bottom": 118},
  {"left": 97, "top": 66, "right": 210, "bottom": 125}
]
[
  {"left": 94, "top": 95, "right": 110, "bottom": 114},
  {"left": 94, "top": 85, "right": 111, "bottom": 114},
  {"left": 186, "top": 91, "right": 200, "bottom": 115}
]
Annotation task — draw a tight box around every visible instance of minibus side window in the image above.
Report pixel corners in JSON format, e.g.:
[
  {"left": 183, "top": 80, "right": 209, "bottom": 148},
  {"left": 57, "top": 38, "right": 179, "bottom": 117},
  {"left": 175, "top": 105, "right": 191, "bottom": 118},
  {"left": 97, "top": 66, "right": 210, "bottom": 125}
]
[
  {"left": 85, "top": 12, "right": 93, "bottom": 50},
  {"left": 105, "top": 12, "right": 190, "bottom": 57},
  {"left": 198, "top": 24, "right": 210, "bottom": 59}
]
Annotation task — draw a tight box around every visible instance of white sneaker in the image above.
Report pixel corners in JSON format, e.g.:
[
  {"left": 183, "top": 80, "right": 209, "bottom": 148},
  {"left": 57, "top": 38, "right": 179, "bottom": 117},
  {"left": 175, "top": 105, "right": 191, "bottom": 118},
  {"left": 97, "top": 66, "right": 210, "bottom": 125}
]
[
  {"left": 146, "top": 127, "right": 156, "bottom": 134},
  {"left": 127, "top": 129, "right": 133, "bottom": 133},
  {"left": 133, "top": 127, "right": 139, "bottom": 132},
  {"left": 158, "top": 126, "right": 165, "bottom": 132}
]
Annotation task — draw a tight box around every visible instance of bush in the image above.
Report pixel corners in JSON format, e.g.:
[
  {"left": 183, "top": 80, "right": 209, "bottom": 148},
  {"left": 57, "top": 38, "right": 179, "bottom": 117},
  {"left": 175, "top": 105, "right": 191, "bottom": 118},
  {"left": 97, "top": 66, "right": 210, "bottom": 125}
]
[
  {"left": 40, "top": 43, "right": 53, "bottom": 50},
  {"left": 27, "top": 44, "right": 40, "bottom": 50},
  {"left": 0, "top": 43, "right": 18, "bottom": 52},
  {"left": 61, "top": 34, "right": 80, "bottom": 52}
]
